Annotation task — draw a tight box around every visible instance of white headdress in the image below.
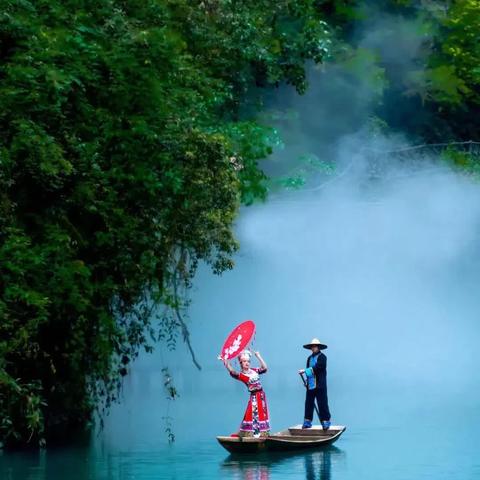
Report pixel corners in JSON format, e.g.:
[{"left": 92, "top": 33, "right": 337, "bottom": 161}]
[{"left": 238, "top": 350, "right": 252, "bottom": 363}]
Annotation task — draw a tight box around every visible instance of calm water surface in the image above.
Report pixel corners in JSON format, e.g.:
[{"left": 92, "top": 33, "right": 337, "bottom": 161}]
[{"left": 2, "top": 388, "right": 480, "bottom": 480}]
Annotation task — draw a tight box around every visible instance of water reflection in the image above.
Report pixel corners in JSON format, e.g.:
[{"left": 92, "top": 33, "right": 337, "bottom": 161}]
[
  {"left": 0, "top": 450, "right": 45, "bottom": 480},
  {"left": 0, "top": 447, "right": 93, "bottom": 480},
  {"left": 221, "top": 446, "right": 345, "bottom": 480},
  {"left": 304, "top": 449, "right": 332, "bottom": 480}
]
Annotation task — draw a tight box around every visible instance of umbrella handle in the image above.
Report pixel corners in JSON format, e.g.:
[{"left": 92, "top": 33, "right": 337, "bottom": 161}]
[{"left": 248, "top": 333, "right": 256, "bottom": 353}]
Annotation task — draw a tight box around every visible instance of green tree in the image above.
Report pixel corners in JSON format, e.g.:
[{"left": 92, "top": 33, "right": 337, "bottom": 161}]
[{"left": 0, "top": 0, "right": 332, "bottom": 447}]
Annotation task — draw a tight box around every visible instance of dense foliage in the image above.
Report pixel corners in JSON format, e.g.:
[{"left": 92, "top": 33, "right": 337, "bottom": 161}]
[
  {"left": 0, "top": 0, "right": 333, "bottom": 447},
  {"left": 369, "top": 0, "right": 480, "bottom": 142},
  {"left": 425, "top": 0, "right": 480, "bottom": 140}
]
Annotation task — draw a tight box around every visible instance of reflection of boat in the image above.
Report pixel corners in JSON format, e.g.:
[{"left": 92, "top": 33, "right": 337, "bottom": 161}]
[
  {"left": 221, "top": 445, "right": 345, "bottom": 480},
  {"left": 217, "top": 425, "right": 346, "bottom": 453}
]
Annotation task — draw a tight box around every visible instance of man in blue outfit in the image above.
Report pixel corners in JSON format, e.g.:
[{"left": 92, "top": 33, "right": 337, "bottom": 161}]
[{"left": 299, "top": 338, "right": 331, "bottom": 430}]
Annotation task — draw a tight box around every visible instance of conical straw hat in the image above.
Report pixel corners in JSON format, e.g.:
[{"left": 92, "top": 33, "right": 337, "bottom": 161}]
[{"left": 302, "top": 338, "right": 328, "bottom": 350}]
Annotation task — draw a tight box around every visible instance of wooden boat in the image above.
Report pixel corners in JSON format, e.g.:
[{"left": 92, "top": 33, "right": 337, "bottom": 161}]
[{"left": 217, "top": 425, "right": 346, "bottom": 453}]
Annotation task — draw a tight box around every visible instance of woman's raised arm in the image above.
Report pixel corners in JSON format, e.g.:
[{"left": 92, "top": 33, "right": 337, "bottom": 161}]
[
  {"left": 220, "top": 357, "right": 235, "bottom": 374},
  {"left": 254, "top": 351, "right": 267, "bottom": 371}
]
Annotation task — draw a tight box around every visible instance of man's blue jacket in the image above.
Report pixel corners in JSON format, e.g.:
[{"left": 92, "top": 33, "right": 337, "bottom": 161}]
[{"left": 305, "top": 351, "right": 327, "bottom": 390}]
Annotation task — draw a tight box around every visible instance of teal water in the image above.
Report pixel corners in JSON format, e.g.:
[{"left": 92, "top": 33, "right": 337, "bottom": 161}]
[{"left": 2, "top": 387, "right": 480, "bottom": 479}]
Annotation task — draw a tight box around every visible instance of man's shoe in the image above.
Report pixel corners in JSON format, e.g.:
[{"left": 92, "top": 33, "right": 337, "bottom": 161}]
[
  {"left": 321, "top": 420, "right": 331, "bottom": 430},
  {"left": 302, "top": 420, "right": 312, "bottom": 429}
]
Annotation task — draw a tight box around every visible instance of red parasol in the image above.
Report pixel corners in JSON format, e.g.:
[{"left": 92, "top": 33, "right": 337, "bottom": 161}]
[{"left": 220, "top": 320, "right": 256, "bottom": 361}]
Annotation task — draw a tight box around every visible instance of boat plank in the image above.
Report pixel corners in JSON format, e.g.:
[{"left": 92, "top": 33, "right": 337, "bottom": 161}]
[
  {"left": 268, "top": 435, "right": 333, "bottom": 442},
  {"left": 288, "top": 425, "right": 345, "bottom": 436}
]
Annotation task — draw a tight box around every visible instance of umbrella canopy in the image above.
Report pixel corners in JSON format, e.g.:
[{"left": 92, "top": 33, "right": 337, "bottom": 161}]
[{"left": 220, "top": 320, "right": 256, "bottom": 360}]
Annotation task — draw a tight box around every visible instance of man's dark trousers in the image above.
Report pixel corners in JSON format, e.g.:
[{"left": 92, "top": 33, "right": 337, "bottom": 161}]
[{"left": 304, "top": 387, "right": 331, "bottom": 422}]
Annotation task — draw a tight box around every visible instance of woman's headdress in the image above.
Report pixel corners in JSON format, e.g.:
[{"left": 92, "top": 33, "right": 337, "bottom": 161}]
[{"left": 238, "top": 350, "right": 252, "bottom": 363}]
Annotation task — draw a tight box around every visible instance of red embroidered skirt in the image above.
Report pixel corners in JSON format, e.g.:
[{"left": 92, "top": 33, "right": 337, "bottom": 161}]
[{"left": 239, "top": 390, "right": 270, "bottom": 436}]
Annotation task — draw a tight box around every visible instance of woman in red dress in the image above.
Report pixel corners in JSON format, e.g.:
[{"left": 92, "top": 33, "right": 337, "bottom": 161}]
[{"left": 223, "top": 350, "right": 270, "bottom": 437}]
